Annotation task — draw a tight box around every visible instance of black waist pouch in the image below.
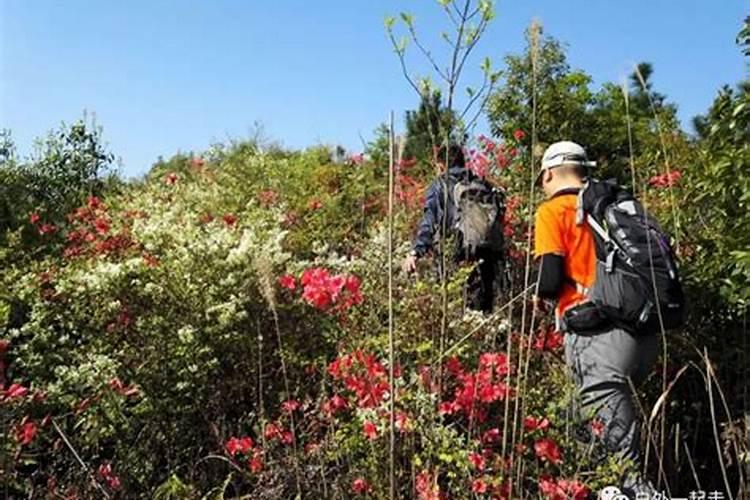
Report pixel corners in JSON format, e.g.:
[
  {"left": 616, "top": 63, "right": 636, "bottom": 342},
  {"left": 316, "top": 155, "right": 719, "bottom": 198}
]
[{"left": 562, "top": 301, "right": 610, "bottom": 334}]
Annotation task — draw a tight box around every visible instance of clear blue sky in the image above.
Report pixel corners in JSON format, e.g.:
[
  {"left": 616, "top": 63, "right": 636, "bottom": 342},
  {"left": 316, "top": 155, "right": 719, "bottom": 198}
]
[{"left": 1, "top": 1, "right": 747, "bottom": 177}]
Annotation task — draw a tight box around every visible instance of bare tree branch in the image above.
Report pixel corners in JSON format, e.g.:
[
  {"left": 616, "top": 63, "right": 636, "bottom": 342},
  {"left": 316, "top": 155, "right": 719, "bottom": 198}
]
[{"left": 406, "top": 23, "right": 451, "bottom": 83}]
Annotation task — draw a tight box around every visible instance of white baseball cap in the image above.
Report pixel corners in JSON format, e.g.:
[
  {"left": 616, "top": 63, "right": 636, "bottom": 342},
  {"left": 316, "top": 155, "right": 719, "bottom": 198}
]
[{"left": 536, "top": 141, "right": 596, "bottom": 184}]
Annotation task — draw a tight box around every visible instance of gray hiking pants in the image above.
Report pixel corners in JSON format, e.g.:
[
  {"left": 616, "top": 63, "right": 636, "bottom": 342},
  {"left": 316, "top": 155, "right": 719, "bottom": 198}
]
[{"left": 564, "top": 327, "right": 659, "bottom": 465}]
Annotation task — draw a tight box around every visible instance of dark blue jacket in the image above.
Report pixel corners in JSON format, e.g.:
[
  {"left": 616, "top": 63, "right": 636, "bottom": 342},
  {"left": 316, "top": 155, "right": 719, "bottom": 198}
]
[{"left": 413, "top": 166, "right": 476, "bottom": 257}]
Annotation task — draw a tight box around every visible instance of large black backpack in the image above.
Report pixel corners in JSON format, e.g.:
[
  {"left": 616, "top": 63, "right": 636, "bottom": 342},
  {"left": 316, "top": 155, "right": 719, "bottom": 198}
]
[
  {"left": 563, "top": 179, "right": 685, "bottom": 335},
  {"left": 443, "top": 175, "right": 505, "bottom": 259}
]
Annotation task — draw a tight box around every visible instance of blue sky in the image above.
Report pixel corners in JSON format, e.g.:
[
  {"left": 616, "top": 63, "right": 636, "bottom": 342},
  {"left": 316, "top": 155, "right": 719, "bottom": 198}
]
[{"left": 1, "top": 1, "right": 747, "bottom": 177}]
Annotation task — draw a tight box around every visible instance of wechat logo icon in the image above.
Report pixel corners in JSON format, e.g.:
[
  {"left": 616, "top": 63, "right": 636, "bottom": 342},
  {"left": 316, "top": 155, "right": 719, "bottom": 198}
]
[{"left": 599, "top": 485, "right": 630, "bottom": 500}]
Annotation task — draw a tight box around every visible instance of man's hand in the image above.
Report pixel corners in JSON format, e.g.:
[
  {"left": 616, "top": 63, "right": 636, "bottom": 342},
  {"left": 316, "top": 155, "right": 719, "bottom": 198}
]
[{"left": 402, "top": 254, "right": 418, "bottom": 274}]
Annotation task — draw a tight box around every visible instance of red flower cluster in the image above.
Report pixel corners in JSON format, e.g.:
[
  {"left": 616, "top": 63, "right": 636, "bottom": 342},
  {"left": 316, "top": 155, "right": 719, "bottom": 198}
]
[
  {"left": 225, "top": 435, "right": 264, "bottom": 472},
  {"left": 281, "top": 399, "right": 300, "bottom": 413},
  {"left": 258, "top": 189, "right": 279, "bottom": 207},
  {"left": 534, "top": 437, "right": 563, "bottom": 465},
  {"left": 538, "top": 475, "right": 590, "bottom": 500},
  {"left": 477, "top": 135, "right": 519, "bottom": 171},
  {"left": 225, "top": 436, "right": 254, "bottom": 456},
  {"left": 308, "top": 198, "right": 323, "bottom": 211},
  {"left": 328, "top": 350, "right": 390, "bottom": 409},
  {"left": 466, "top": 149, "right": 491, "bottom": 177},
  {"left": 64, "top": 197, "right": 136, "bottom": 259},
  {"left": 98, "top": 463, "right": 122, "bottom": 490},
  {"left": 28, "top": 212, "right": 58, "bottom": 236},
  {"left": 533, "top": 327, "right": 564, "bottom": 352},
  {"left": 351, "top": 477, "right": 372, "bottom": 495},
  {"left": 513, "top": 129, "right": 526, "bottom": 141},
  {"left": 264, "top": 422, "right": 294, "bottom": 445},
  {"left": 524, "top": 416, "right": 551, "bottom": 432},
  {"left": 439, "top": 353, "right": 514, "bottom": 422},
  {"left": 362, "top": 420, "right": 378, "bottom": 440},
  {"left": 2, "top": 382, "right": 29, "bottom": 402},
  {"left": 321, "top": 393, "right": 348, "bottom": 416},
  {"left": 15, "top": 418, "right": 38, "bottom": 445},
  {"left": 164, "top": 172, "right": 179, "bottom": 185},
  {"left": 299, "top": 268, "right": 363, "bottom": 313},
  {"left": 278, "top": 274, "right": 297, "bottom": 290},
  {"left": 108, "top": 378, "right": 139, "bottom": 398},
  {"left": 649, "top": 169, "right": 682, "bottom": 188},
  {"left": 415, "top": 470, "right": 444, "bottom": 500},
  {"left": 222, "top": 213, "right": 238, "bottom": 227},
  {"left": 590, "top": 418, "right": 605, "bottom": 438}
]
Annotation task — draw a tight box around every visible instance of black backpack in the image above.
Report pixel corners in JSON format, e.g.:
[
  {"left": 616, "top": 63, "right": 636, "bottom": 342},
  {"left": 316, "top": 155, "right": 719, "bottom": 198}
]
[
  {"left": 441, "top": 175, "right": 505, "bottom": 259},
  {"left": 563, "top": 179, "right": 685, "bottom": 335}
]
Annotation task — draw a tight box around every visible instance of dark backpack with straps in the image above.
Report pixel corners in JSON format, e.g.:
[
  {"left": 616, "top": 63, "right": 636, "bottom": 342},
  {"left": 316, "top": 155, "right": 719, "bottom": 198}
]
[
  {"left": 442, "top": 174, "right": 505, "bottom": 259},
  {"left": 563, "top": 179, "right": 685, "bottom": 335}
]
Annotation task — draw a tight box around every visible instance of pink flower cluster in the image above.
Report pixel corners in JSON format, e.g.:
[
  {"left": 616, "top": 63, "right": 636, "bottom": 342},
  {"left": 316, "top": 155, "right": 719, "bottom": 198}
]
[
  {"left": 476, "top": 135, "right": 520, "bottom": 173},
  {"left": 538, "top": 474, "right": 590, "bottom": 500},
  {"left": 280, "top": 268, "right": 363, "bottom": 314},
  {"left": 98, "top": 462, "right": 121, "bottom": 490},
  {"left": 225, "top": 435, "right": 264, "bottom": 472},
  {"left": 439, "top": 353, "right": 515, "bottom": 422},
  {"left": 327, "top": 350, "right": 390, "bottom": 409},
  {"left": 649, "top": 169, "right": 682, "bottom": 188}
]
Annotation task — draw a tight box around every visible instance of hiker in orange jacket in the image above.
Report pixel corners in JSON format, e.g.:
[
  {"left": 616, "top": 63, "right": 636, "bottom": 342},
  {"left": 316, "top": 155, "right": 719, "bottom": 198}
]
[{"left": 533, "top": 141, "right": 658, "bottom": 498}]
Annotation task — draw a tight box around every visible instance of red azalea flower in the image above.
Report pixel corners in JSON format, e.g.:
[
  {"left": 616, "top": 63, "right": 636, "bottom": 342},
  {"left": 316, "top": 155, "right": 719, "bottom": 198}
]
[
  {"left": 558, "top": 479, "right": 591, "bottom": 500},
  {"left": 0, "top": 339, "right": 9, "bottom": 353},
  {"left": 395, "top": 412, "right": 411, "bottom": 433},
  {"left": 445, "top": 356, "right": 464, "bottom": 375},
  {"left": 523, "top": 416, "right": 551, "bottom": 432},
  {"left": 649, "top": 169, "right": 682, "bottom": 188},
  {"left": 29, "top": 212, "right": 41, "bottom": 224},
  {"left": 226, "top": 436, "right": 254, "bottom": 456},
  {"left": 362, "top": 420, "right": 378, "bottom": 440},
  {"left": 322, "top": 393, "right": 348, "bottom": 416},
  {"left": 15, "top": 419, "right": 38, "bottom": 445},
  {"left": 93, "top": 217, "right": 110, "bottom": 235},
  {"left": 88, "top": 196, "right": 103, "bottom": 210},
  {"left": 3, "top": 383, "right": 29, "bottom": 400},
  {"left": 534, "top": 437, "right": 563, "bottom": 465},
  {"left": 513, "top": 129, "right": 526, "bottom": 141},
  {"left": 164, "top": 172, "right": 178, "bottom": 185},
  {"left": 351, "top": 477, "right": 372, "bottom": 495},
  {"left": 308, "top": 198, "right": 323, "bottom": 210},
  {"left": 469, "top": 452, "right": 485, "bottom": 470},
  {"left": 98, "top": 463, "right": 121, "bottom": 490},
  {"left": 538, "top": 474, "right": 566, "bottom": 500},
  {"left": 281, "top": 399, "right": 300, "bottom": 413},
  {"left": 471, "top": 478, "right": 488, "bottom": 494},
  {"left": 279, "top": 274, "right": 296, "bottom": 290},
  {"left": 248, "top": 449, "right": 264, "bottom": 473},
  {"left": 416, "top": 470, "right": 441, "bottom": 500},
  {"left": 142, "top": 253, "right": 160, "bottom": 268},
  {"left": 481, "top": 428, "right": 501, "bottom": 444},
  {"left": 264, "top": 422, "right": 282, "bottom": 441},
  {"left": 280, "top": 430, "right": 294, "bottom": 445},
  {"left": 222, "top": 214, "right": 238, "bottom": 227},
  {"left": 590, "top": 418, "right": 605, "bottom": 438},
  {"left": 38, "top": 223, "right": 57, "bottom": 235},
  {"left": 258, "top": 189, "right": 279, "bottom": 207},
  {"left": 534, "top": 328, "right": 564, "bottom": 351}
]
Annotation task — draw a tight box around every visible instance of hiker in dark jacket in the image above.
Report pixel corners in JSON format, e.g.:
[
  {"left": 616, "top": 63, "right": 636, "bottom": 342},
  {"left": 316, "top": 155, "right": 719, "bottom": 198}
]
[{"left": 402, "top": 144, "right": 504, "bottom": 313}]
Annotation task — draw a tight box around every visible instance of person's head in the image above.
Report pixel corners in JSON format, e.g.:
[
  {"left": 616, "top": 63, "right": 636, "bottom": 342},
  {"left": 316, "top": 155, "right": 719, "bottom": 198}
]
[
  {"left": 436, "top": 144, "right": 466, "bottom": 171},
  {"left": 536, "top": 141, "right": 595, "bottom": 198}
]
